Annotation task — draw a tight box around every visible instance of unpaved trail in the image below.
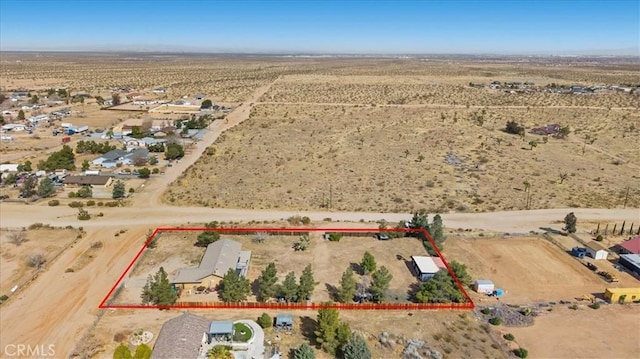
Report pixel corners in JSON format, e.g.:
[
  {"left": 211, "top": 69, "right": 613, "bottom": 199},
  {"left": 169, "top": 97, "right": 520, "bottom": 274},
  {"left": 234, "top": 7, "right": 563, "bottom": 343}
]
[{"left": 133, "top": 78, "right": 281, "bottom": 207}]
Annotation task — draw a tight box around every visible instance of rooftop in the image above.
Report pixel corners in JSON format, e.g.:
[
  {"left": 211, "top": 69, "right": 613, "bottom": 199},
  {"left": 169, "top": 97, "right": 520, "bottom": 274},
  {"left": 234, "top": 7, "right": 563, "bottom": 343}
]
[
  {"left": 620, "top": 237, "right": 640, "bottom": 254},
  {"left": 620, "top": 254, "right": 640, "bottom": 267},
  {"left": 276, "top": 314, "right": 293, "bottom": 326},
  {"left": 64, "top": 175, "right": 112, "bottom": 186},
  {"left": 172, "top": 239, "right": 250, "bottom": 283},
  {"left": 585, "top": 240, "right": 608, "bottom": 252},
  {"left": 151, "top": 313, "right": 209, "bottom": 359},
  {"left": 209, "top": 321, "right": 233, "bottom": 335},
  {"left": 411, "top": 256, "right": 440, "bottom": 274}
]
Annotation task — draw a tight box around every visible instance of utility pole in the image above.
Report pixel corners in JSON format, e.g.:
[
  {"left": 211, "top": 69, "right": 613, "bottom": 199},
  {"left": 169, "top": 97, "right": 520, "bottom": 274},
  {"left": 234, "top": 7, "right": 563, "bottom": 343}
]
[
  {"left": 623, "top": 186, "right": 630, "bottom": 209},
  {"left": 329, "top": 184, "right": 333, "bottom": 212}
]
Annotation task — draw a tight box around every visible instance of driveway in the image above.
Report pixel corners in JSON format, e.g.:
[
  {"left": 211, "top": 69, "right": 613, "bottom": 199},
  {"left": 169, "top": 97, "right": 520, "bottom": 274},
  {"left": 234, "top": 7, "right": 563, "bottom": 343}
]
[{"left": 235, "top": 320, "right": 265, "bottom": 359}]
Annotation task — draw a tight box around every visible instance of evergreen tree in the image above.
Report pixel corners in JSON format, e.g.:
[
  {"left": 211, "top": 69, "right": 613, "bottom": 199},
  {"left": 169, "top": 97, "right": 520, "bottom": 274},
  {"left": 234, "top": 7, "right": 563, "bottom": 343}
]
[
  {"left": 298, "top": 265, "right": 317, "bottom": 302},
  {"left": 219, "top": 268, "right": 251, "bottom": 303},
  {"left": 141, "top": 267, "right": 178, "bottom": 305},
  {"left": 81, "top": 160, "right": 90, "bottom": 171},
  {"left": 293, "top": 343, "right": 315, "bottom": 359},
  {"left": 360, "top": 251, "right": 376, "bottom": 274},
  {"left": 369, "top": 266, "right": 393, "bottom": 303},
  {"left": 343, "top": 334, "right": 372, "bottom": 359},
  {"left": 338, "top": 267, "right": 357, "bottom": 303},
  {"left": 37, "top": 177, "right": 55, "bottom": 198},
  {"left": 17, "top": 109, "right": 25, "bottom": 120},
  {"left": 112, "top": 180, "right": 126, "bottom": 199},
  {"left": 431, "top": 214, "right": 445, "bottom": 249},
  {"left": 257, "top": 313, "right": 272, "bottom": 328},
  {"left": 279, "top": 272, "right": 298, "bottom": 302},
  {"left": 76, "top": 185, "right": 93, "bottom": 198},
  {"left": 563, "top": 212, "right": 577, "bottom": 233},
  {"left": 257, "top": 262, "right": 278, "bottom": 302},
  {"left": 315, "top": 307, "right": 351, "bottom": 355}
]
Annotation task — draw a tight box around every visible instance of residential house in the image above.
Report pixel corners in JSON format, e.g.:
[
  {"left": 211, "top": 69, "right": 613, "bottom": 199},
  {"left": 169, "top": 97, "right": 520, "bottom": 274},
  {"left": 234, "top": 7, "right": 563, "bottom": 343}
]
[
  {"left": 92, "top": 150, "right": 127, "bottom": 167},
  {"left": 194, "top": 93, "right": 206, "bottom": 101},
  {"left": 0, "top": 164, "right": 20, "bottom": 173},
  {"left": 126, "top": 92, "right": 142, "bottom": 100},
  {"left": 121, "top": 149, "right": 150, "bottom": 166},
  {"left": 152, "top": 87, "right": 167, "bottom": 94},
  {"left": 63, "top": 175, "right": 113, "bottom": 189},
  {"left": 28, "top": 115, "right": 50, "bottom": 127},
  {"left": 151, "top": 313, "right": 210, "bottom": 359},
  {"left": 1, "top": 124, "right": 27, "bottom": 132},
  {"left": 172, "top": 239, "right": 252, "bottom": 291}
]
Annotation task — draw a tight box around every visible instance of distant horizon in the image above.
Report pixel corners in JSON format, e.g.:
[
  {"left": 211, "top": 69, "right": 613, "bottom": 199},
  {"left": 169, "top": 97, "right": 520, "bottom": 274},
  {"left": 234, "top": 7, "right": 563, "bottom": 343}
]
[{"left": 1, "top": 0, "right": 638, "bottom": 56}]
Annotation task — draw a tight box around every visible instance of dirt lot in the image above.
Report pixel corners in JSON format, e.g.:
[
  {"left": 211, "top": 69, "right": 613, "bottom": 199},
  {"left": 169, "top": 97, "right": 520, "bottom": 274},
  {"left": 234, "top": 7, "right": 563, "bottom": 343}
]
[
  {"left": 94, "top": 308, "right": 503, "bottom": 359},
  {"left": 507, "top": 304, "right": 640, "bottom": 359},
  {"left": 0, "top": 226, "right": 79, "bottom": 295},
  {"left": 114, "top": 231, "right": 427, "bottom": 305},
  {"left": 443, "top": 236, "right": 638, "bottom": 305}
]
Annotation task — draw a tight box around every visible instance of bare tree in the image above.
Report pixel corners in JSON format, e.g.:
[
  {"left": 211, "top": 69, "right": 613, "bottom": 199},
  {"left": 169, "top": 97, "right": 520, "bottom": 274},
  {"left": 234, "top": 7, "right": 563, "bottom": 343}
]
[
  {"left": 254, "top": 231, "right": 268, "bottom": 243},
  {"left": 559, "top": 172, "right": 569, "bottom": 184},
  {"left": 8, "top": 231, "right": 28, "bottom": 246},
  {"left": 27, "top": 253, "right": 45, "bottom": 269}
]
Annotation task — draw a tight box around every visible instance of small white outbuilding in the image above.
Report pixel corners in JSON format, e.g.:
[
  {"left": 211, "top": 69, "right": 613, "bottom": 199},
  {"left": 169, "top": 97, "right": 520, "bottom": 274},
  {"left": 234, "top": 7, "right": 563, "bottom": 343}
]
[
  {"left": 585, "top": 241, "right": 609, "bottom": 260},
  {"left": 473, "top": 279, "right": 495, "bottom": 294}
]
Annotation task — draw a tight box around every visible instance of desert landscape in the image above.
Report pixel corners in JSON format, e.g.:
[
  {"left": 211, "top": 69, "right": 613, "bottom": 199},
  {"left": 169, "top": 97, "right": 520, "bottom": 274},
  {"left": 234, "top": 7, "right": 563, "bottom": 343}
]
[{"left": 1, "top": 52, "right": 639, "bottom": 359}]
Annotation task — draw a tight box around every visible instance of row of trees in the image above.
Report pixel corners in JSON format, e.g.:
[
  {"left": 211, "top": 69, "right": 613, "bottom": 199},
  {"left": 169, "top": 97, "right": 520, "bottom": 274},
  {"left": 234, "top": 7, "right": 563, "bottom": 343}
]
[
  {"left": 75, "top": 140, "right": 117, "bottom": 154},
  {"left": 113, "top": 343, "right": 151, "bottom": 359},
  {"left": 414, "top": 261, "right": 471, "bottom": 303},
  {"left": 176, "top": 115, "right": 210, "bottom": 130},
  {"left": 37, "top": 145, "right": 75, "bottom": 171},
  {"left": 255, "top": 263, "right": 317, "bottom": 303}
]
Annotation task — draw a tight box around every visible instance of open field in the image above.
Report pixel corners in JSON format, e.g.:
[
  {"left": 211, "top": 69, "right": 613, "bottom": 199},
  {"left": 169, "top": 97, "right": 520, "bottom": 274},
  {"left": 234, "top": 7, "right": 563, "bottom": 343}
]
[
  {"left": 166, "top": 103, "right": 640, "bottom": 212},
  {"left": 0, "top": 226, "right": 79, "bottom": 295},
  {"left": 114, "top": 231, "right": 428, "bottom": 305},
  {"left": 443, "top": 236, "right": 639, "bottom": 304}
]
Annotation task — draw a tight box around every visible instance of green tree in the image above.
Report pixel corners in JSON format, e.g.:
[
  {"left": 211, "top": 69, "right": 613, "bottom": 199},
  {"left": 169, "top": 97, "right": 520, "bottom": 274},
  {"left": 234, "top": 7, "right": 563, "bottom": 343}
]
[
  {"left": 431, "top": 214, "right": 445, "bottom": 249},
  {"left": 279, "top": 271, "right": 298, "bottom": 302},
  {"left": 112, "top": 93, "right": 121, "bottom": 106},
  {"left": 113, "top": 343, "right": 133, "bottom": 359},
  {"left": 37, "top": 145, "right": 75, "bottom": 171},
  {"left": 293, "top": 343, "right": 315, "bottom": 359},
  {"left": 17, "top": 160, "right": 32, "bottom": 172},
  {"left": 556, "top": 126, "right": 570, "bottom": 139},
  {"left": 81, "top": 160, "right": 90, "bottom": 171},
  {"left": 148, "top": 156, "right": 158, "bottom": 165},
  {"left": 57, "top": 88, "right": 67, "bottom": 97},
  {"left": 29, "top": 95, "right": 39, "bottom": 104},
  {"left": 20, "top": 176, "right": 37, "bottom": 198},
  {"left": 528, "top": 140, "right": 538, "bottom": 150},
  {"left": 343, "top": 334, "right": 371, "bottom": 359},
  {"left": 314, "top": 307, "right": 351, "bottom": 355},
  {"left": 257, "top": 262, "right": 278, "bottom": 302},
  {"left": 369, "top": 266, "right": 392, "bottom": 303},
  {"left": 137, "top": 167, "right": 151, "bottom": 178},
  {"left": 360, "top": 251, "right": 376, "bottom": 274},
  {"left": 140, "top": 267, "right": 178, "bottom": 305},
  {"left": 112, "top": 180, "right": 126, "bottom": 199},
  {"left": 165, "top": 143, "right": 184, "bottom": 160},
  {"left": 449, "top": 260, "right": 472, "bottom": 286},
  {"left": 218, "top": 268, "right": 251, "bottom": 303},
  {"left": 563, "top": 212, "right": 577, "bottom": 234},
  {"left": 298, "top": 264, "right": 317, "bottom": 302},
  {"left": 415, "top": 270, "right": 467, "bottom": 303},
  {"left": 207, "top": 345, "right": 233, "bottom": 359},
  {"left": 132, "top": 344, "right": 152, "bottom": 359},
  {"left": 37, "top": 177, "right": 55, "bottom": 198},
  {"left": 201, "top": 99, "right": 213, "bottom": 109},
  {"left": 338, "top": 267, "right": 357, "bottom": 303},
  {"left": 195, "top": 231, "right": 220, "bottom": 247},
  {"left": 17, "top": 109, "right": 25, "bottom": 121},
  {"left": 257, "top": 313, "right": 272, "bottom": 328},
  {"left": 409, "top": 209, "right": 429, "bottom": 231},
  {"left": 76, "top": 185, "right": 93, "bottom": 198},
  {"left": 505, "top": 120, "right": 524, "bottom": 135},
  {"left": 3, "top": 173, "right": 17, "bottom": 185}
]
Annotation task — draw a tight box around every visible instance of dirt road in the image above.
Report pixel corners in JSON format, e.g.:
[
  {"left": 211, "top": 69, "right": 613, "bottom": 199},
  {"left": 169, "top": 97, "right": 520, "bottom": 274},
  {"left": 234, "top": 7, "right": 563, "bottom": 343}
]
[{"left": 1, "top": 203, "right": 637, "bottom": 234}]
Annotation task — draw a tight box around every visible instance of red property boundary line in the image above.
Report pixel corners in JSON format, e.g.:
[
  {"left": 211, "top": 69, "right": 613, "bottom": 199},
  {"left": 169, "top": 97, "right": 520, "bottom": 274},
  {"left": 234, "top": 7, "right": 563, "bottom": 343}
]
[{"left": 99, "top": 227, "right": 475, "bottom": 310}]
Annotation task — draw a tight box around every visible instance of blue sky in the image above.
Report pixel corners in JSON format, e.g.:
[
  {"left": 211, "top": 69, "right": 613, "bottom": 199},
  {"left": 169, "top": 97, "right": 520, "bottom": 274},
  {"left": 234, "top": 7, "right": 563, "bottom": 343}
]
[{"left": 0, "top": 0, "right": 638, "bottom": 54}]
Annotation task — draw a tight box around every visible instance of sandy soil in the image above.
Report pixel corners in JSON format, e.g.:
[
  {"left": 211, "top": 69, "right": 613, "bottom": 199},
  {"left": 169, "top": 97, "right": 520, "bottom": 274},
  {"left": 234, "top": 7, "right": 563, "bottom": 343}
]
[
  {"left": 507, "top": 304, "right": 640, "bottom": 359},
  {"left": 443, "top": 236, "right": 638, "bottom": 305}
]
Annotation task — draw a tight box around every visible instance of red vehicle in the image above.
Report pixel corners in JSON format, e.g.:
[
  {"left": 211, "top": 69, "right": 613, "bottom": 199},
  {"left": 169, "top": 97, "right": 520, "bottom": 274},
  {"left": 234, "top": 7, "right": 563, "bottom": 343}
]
[{"left": 61, "top": 136, "right": 71, "bottom": 143}]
